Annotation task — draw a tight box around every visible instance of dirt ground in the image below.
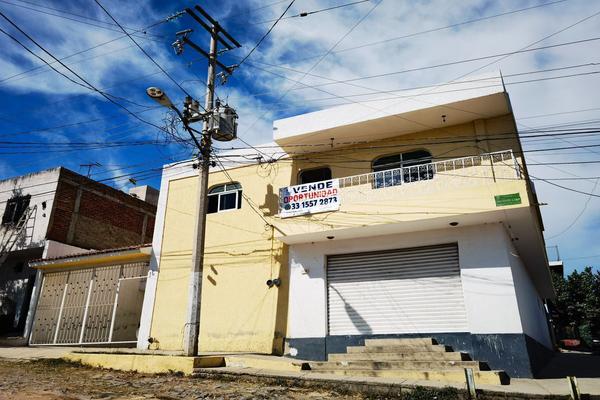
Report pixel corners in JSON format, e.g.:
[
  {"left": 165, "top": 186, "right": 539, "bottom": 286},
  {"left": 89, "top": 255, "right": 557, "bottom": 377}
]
[{"left": 0, "top": 358, "right": 367, "bottom": 400}]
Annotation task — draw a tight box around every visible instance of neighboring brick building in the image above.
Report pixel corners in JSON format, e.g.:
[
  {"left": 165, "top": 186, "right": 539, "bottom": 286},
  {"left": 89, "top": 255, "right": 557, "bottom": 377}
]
[
  {"left": 0, "top": 167, "right": 157, "bottom": 341},
  {"left": 46, "top": 169, "right": 156, "bottom": 249}
]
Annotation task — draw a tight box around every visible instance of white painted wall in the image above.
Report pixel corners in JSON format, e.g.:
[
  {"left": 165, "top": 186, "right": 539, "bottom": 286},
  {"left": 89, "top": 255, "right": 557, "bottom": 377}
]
[
  {"left": 273, "top": 74, "right": 505, "bottom": 143},
  {"left": 287, "top": 223, "right": 525, "bottom": 339},
  {"left": 43, "top": 240, "right": 90, "bottom": 259},
  {"left": 506, "top": 238, "right": 553, "bottom": 348},
  {"left": 136, "top": 162, "right": 192, "bottom": 349},
  {"left": 0, "top": 168, "right": 61, "bottom": 250}
]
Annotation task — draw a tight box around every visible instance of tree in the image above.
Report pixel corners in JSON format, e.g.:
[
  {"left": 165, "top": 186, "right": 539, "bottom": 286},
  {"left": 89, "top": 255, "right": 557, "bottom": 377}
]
[{"left": 550, "top": 267, "right": 600, "bottom": 347}]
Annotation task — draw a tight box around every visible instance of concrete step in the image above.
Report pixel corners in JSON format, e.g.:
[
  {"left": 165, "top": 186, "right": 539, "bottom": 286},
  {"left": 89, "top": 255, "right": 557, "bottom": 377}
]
[
  {"left": 347, "top": 344, "right": 450, "bottom": 354},
  {"left": 364, "top": 338, "right": 437, "bottom": 347},
  {"left": 223, "top": 355, "right": 309, "bottom": 372},
  {"left": 328, "top": 351, "right": 469, "bottom": 362},
  {"left": 310, "top": 360, "right": 483, "bottom": 371},
  {"left": 311, "top": 368, "right": 509, "bottom": 385}
]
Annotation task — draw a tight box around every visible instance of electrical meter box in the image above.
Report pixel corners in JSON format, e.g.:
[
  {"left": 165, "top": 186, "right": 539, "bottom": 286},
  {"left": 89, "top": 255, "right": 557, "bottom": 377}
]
[{"left": 209, "top": 105, "right": 238, "bottom": 142}]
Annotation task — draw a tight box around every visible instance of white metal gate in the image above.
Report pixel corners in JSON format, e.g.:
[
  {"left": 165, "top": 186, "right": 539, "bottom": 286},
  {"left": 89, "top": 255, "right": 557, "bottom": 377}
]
[
  {"left": 327, "top": 244, "right": 468, "bottom": 335},
  {"left": 30, "top": 262, "right": 148, "bottom": 345}
]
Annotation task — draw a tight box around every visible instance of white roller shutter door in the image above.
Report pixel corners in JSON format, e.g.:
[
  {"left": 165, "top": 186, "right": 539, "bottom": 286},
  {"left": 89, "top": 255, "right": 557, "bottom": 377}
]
[{"left": 327, "top": 243, "right": 468, "bottom": 335}]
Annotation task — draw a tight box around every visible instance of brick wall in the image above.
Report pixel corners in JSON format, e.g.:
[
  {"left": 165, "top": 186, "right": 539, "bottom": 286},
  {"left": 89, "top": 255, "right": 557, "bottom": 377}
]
[
  {"left": 46, "top": 180, "right": 76, "bottom": 243},
  {"left": 46, "top": 168, "right": 157, "bottom": 249}
]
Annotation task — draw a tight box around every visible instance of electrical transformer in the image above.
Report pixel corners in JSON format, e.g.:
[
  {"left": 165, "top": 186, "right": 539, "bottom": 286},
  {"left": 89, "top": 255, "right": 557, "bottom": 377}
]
[{"left": 209, "top": 104, "right": 238, "bottom": 142}]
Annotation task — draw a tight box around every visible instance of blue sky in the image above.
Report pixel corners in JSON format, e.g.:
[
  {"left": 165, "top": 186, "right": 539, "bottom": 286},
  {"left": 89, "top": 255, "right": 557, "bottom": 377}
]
[{"left": 0, "top": 0, "right": 599, "bottom": 274}]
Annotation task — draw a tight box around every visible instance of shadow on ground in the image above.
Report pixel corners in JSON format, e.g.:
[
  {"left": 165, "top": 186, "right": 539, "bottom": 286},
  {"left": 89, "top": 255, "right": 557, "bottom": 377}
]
[{"left": 538, "top": 352, "right": 600, "bottom": 378}]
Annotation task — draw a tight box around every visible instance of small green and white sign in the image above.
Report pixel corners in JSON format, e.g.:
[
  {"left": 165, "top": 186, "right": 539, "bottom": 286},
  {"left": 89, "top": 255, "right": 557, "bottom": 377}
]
[{"left": 495, "top": 193, "right": 522, "bottom": 207}]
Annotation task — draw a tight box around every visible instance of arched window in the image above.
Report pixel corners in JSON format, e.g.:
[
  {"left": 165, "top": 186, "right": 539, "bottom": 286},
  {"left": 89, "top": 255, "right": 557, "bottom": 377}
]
[
  {"left": 372, "top": 150, "right": 433, "bottom": 188},
  {"left": 207, "top": 182, "right": 242, "bottom": 214}
]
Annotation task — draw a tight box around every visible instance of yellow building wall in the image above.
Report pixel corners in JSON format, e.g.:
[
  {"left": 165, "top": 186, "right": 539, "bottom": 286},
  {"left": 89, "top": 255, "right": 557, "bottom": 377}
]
[
  {"left": 290, "top": 114, "right": 522, "bottom": 184},
  {"left": 275, "top": 113, "right": 530, "bottom": 235},
  {"left": 149, "top": 162, "right": 293, "bottom": 353},
  {"left": 149, "top": 112, "right": 531, "bottom": 353},
  {"left": 148, "top": 177, "right": 196, "bottom": 351}
]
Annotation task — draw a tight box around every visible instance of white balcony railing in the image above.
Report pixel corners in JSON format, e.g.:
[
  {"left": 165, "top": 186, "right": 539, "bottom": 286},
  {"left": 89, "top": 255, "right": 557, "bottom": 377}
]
[
  {"left": 337, "top": 150, "right": 520, "bottom": 189},
  {"left": 278, "top": 150, "right": 522, "bottom": 219}
]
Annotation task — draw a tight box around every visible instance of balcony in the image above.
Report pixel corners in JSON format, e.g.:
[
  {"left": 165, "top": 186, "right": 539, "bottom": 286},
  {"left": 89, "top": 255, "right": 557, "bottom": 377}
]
[{"left": 275, "top": 150, "right": 532, "bottom": 243}]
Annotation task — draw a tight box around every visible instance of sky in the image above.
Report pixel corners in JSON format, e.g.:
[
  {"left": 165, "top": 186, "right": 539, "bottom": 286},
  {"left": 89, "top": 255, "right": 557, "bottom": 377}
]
[{"left": 0, "top": 0, "right": 598, "bottom": 274}]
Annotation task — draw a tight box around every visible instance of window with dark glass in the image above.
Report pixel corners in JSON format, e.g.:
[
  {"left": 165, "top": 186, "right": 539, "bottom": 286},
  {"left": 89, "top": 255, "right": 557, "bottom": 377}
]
[
  {"left": 372, "top": 150, "right": 433, "bottom": 188},
  {"left": 299, "top": 167, "right": 332, "bottom": 184},
  {"left": 2, "top": 195, "right": 31, "bottom": 225},
  {"left": 207, "top": 182, "right": 242, "bottom": 214}
]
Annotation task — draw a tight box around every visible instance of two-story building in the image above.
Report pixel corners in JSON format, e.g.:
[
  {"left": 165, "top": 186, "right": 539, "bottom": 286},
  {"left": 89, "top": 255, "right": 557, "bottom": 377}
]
[
  {"left": 138, "top": 76, "right": 554, "bottom": 378},
  {"left": 0, "top": 167, "right": 157, "bottom": 343}
]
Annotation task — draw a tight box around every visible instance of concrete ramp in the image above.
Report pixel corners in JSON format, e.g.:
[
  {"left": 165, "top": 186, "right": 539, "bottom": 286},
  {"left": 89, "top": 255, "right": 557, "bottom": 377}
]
[{"left": 66, "top": 352, "right": 224, "bottom": 375}]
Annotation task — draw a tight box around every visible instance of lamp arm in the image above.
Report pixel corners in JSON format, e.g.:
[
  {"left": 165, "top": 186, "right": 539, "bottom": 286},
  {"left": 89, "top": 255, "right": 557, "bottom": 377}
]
[{"left": 171, "top": 106, "right": 204, "bottom": 153}]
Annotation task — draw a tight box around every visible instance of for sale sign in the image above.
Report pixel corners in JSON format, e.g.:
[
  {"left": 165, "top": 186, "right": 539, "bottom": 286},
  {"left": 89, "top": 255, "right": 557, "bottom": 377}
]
[{"left": 279, "top": 179, "right": 340, "bottom": 218}]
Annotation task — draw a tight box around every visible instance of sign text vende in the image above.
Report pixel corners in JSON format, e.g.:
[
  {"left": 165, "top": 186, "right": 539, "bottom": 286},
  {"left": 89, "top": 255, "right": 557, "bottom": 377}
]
[{"left": 279, "top": 179, "right": 340, "bottom": 218}]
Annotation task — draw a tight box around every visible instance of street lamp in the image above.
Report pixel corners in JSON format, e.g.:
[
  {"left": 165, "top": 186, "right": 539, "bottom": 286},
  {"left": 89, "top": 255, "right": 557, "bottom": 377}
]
[
  {"left": 146, "top": 87, "right": 175, "bottom": 109},
  {"left": 146, "top": 87, "right": 204, "bottom": 151}
]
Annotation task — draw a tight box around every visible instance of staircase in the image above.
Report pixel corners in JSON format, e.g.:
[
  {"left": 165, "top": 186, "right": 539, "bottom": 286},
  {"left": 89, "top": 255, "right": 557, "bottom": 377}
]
[
  {"left": 0, "top": 205, "right": 36, "bottom": 265},
  {"left": 308, "top": 338, "right": 509, "bottom": 385}
]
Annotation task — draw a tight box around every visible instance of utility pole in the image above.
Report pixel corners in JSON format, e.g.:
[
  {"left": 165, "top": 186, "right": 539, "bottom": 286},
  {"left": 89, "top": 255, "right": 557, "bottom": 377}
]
[
  {"left": 151, "top": 5, "right": 240, "bottom": 357},
  {"left": 183, "top": 26, "right": 216, "bottom": 358}
]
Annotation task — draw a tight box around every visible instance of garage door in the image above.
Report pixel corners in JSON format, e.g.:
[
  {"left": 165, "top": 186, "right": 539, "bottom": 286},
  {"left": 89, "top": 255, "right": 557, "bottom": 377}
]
[
  {"left": 30, "top": 262, "right": 148, "bottom": 345},
  {"left": 327, "top": 243, "right": 468, "bottom": 335}
]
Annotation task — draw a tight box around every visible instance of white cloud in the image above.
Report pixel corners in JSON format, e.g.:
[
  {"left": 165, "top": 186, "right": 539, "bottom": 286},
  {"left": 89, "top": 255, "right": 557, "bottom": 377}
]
[{"left": 0, "top": 0, "right": 599, "bottom": 270}]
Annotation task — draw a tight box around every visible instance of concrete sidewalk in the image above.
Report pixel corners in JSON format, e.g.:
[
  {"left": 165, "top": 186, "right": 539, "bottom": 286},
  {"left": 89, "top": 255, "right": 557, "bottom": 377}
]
[
  {"left": 0, "top": 345, "right": 74, "bottom": 359},
  {"left": 192, "top": 365, "right": 600, "bottom": 397},
  {"left": 1, "top": 346, "right": 599, "bottom": 398}
]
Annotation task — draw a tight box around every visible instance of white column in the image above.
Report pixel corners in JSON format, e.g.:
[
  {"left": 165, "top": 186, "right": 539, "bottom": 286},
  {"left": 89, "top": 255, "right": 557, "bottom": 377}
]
[
  {"left": 78, "top": 278, "right": 94, "bottom": 344},
  {"left": 23, "top": 269, "right": 44, "bottom": 343}
]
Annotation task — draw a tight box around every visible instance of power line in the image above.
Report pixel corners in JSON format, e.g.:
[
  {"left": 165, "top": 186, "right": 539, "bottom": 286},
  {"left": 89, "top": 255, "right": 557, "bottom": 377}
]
[
  {"left": 279, "top": 0, "right": 569, "bottom": 64},
  {"left": 518, "top": 107, "right": 600, "bottom": 121},
  {"left": 0, "top": 26, "right": 93, "bottom": 91},
  {"left": 299, "top": 8, "right": 600, "bottom": 149},
  {"left": 0, "top": 0, "right": 164, "bottom": 40},
  {"left": 235, "top": 0, "right": 383, "bottom": 145},
  {"left": 236, "top": 0, "right": 296, "bottom": 68},
  {"left": 0, "top": 26, "right": 154, "bottom": 110},
  {"left": 562, "top": 253, "right": 600, "bottom": 261},
  {"left": 13, "top": 57, "right": 592, "bottom": 142},
  {"left": 0, "top": 107, "right": 161, "bottom": 138},
  {"left": 253, "top": 0, "right": 372, "bottom": 25},
  {"left": 216, "top": 127, "right": 600, "bottom": 151},
  {"left": 318, "top": 7, "right": 600, "bottom": 145},
  {"left": 246, "top": 71, "right": 600, "bottom": 116},
  {"left": 546, "top": 178, "right": 599, "bottom": 239},
  {"left": 241, "top": 36, "right": 600, "bottom": 95},
  {"left": 3, "top": 142, "right": 600, "bottom": 204},
  {"left": 238, "top": 60, "right": 600, "bottom": 104},
  {"left": 0, "top": 10, "right": 177, "bottom": 86},
  {"left": 445, "top": 7, "right": 600, "bottom": 86},
  {"left": 93, "top": 0, "right": 195, "bottom": 101},
  {"left": 532, "top": 174, "right": 600, "bottom": 199},
  {"left": 223, "top": 35, "right": 600, "bottom": 144},
  {"left": 213, "top": 154, "right": 279, "bottom": 230},
  {"left": 0, "top": 9, "right": 166, "bottom": 131}
]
